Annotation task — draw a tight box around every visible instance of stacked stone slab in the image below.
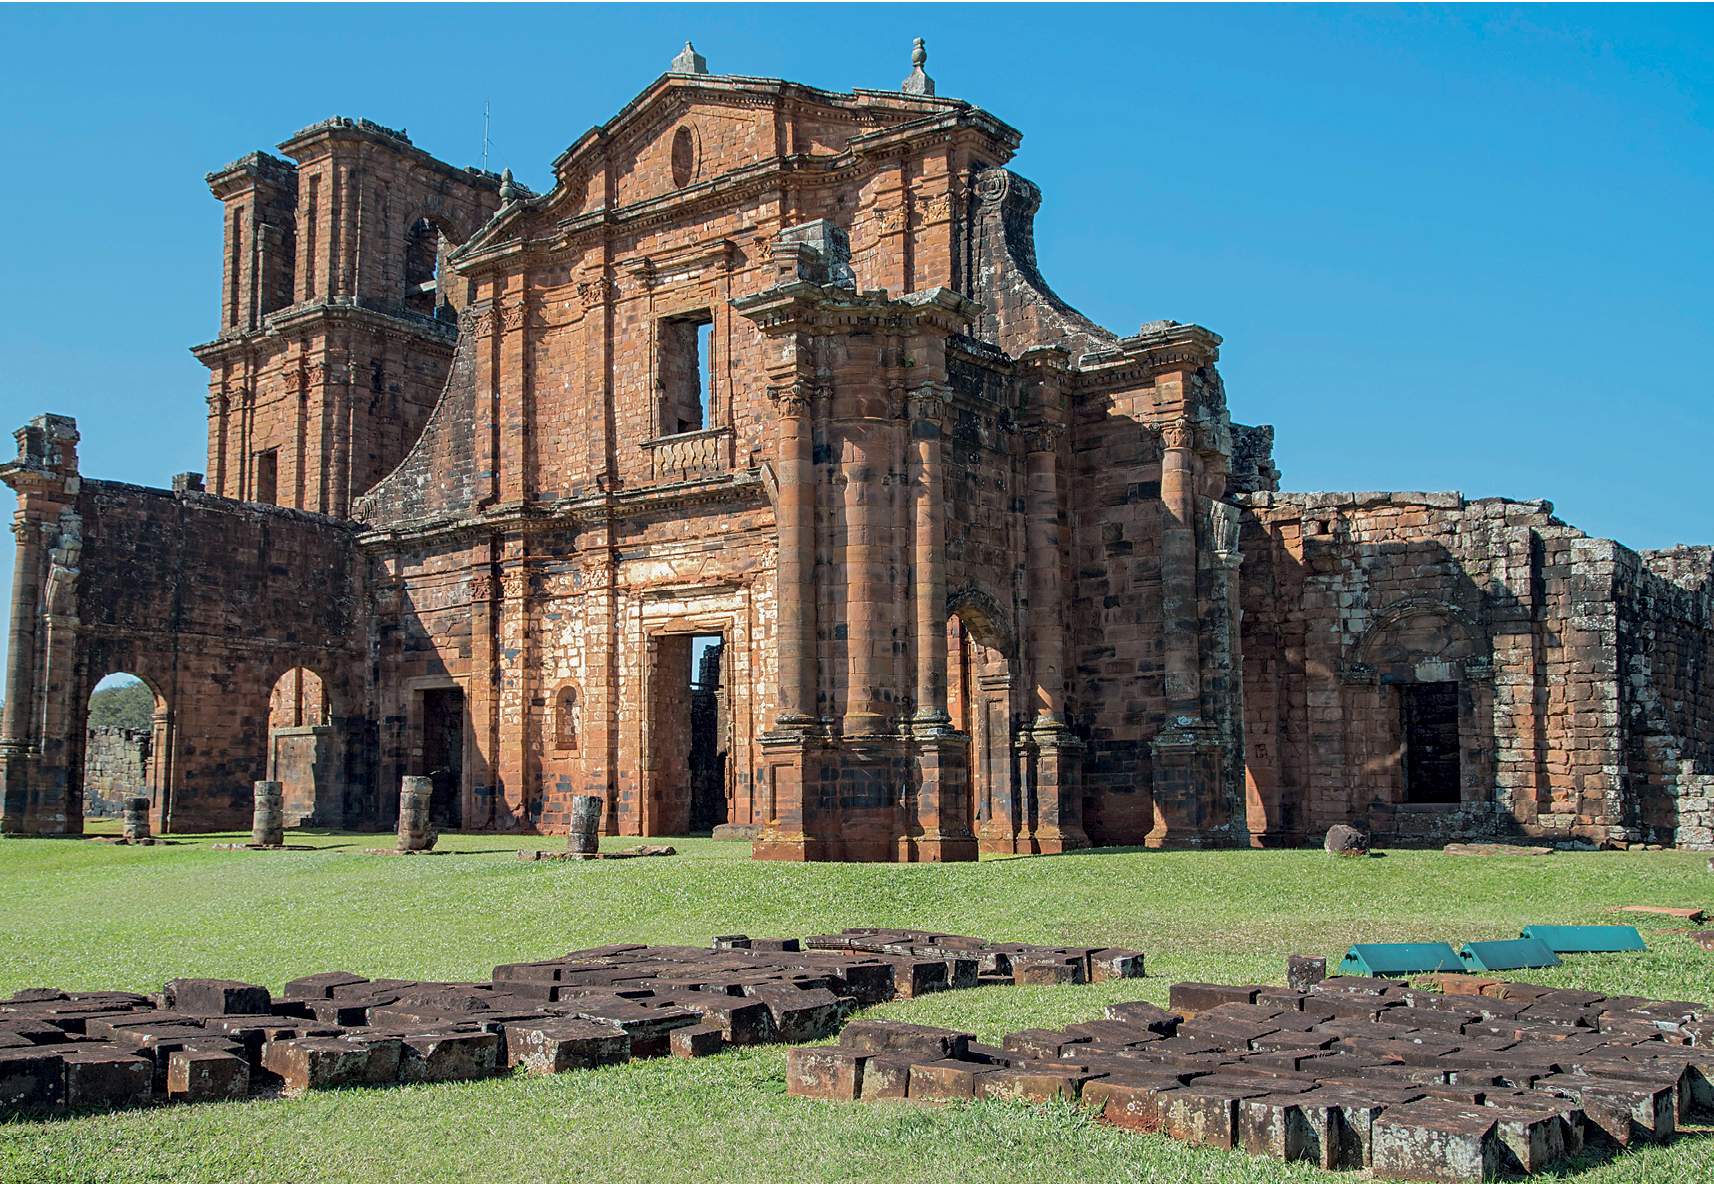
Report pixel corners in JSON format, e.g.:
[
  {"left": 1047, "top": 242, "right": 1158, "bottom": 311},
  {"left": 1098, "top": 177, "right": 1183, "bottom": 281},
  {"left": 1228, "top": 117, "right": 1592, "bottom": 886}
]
[
  {"left": 787, "top": 977, "right": 1711, "bottom": 1182},
  {"left": 0, "top": 927, "right": 1136, "bottom": 1115}
]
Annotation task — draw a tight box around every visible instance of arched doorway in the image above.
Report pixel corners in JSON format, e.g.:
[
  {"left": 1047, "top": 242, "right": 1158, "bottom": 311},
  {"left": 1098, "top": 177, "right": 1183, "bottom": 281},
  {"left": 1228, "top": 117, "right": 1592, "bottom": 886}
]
[
  {"left": 946, "top": 602, "right": 1020, "bottom": 854},
  {"left": 267, "top": 667, "right": 336, "bottom": 828},
  {"left": 83, "top": 673, "right": 165, "bottom": 820}
]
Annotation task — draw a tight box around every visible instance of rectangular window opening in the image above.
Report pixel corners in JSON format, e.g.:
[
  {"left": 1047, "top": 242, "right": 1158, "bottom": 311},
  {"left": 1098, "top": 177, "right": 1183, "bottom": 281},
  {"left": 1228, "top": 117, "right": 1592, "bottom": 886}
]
[
  {"left": 659, "top": 310, "right": 714, "bottom": 435},
  {"left": 253, "top": 449, "right": 278, "bottom": 505},
  {"left": 1401, "top": 681, "right": 1460, "bottom": 803}
]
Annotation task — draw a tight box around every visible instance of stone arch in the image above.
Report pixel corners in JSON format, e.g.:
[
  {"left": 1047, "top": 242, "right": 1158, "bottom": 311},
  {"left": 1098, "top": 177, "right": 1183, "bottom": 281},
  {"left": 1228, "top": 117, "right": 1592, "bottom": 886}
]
[
  {"left": 946, "top": 587, "right": 1016, "bottom": 659},
  {"left": 264, "top": 664, "right": 341, "bottom": 828},
  {"left": 82, "top": 671, "right": 169, "bottom": 820},
  {"left": 553, "top": 681, "right": 580, "bottom": 751},
  {"left": 399, "top": 210, "right": 468, "bottom": 319},
  {"left": 1354, "top": 596, "right": 1491, "bottom": 680}
]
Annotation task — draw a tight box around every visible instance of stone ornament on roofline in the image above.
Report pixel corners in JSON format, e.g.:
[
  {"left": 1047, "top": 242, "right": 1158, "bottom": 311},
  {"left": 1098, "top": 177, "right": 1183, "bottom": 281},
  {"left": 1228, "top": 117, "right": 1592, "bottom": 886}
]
[
  {"left": 901, "top": 38, "right": 934, "bottom": 95},
  {"left": 671, "top": 42, "right": 708, "bottom": 75}
]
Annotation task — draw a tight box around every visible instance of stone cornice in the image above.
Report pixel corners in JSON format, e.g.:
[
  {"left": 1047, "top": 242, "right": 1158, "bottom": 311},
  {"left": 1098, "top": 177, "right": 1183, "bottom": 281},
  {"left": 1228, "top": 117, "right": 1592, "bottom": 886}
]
[
  {"left": 276, "top": 117, "right": 502, "bottom": 195},
  {"left": 353, "top": 469, "right": 768, "bottom": 549},
  {"left": 190, "top": 299, "right": 459, "bottom": 366},
  {"left": 732, "top": 282, "right": 980, "bottom": 339},
  {"left": 1071, "top": 322, "right": 1223, "bottom": 392},
  {"left": 205, "top": 151, "right": 298, "bottom": 200}
]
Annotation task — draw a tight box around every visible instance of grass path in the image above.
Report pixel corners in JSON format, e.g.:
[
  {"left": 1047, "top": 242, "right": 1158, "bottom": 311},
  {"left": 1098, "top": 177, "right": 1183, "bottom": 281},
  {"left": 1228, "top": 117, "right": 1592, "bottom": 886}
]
[{"left": 1, "top": 831, "right": 1711, "bottom": 1182}]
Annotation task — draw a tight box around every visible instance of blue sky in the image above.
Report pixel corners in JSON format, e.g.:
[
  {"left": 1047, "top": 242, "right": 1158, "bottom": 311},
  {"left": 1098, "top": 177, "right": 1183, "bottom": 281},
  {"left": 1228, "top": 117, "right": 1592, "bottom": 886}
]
[{"left": 1, "top": 3, "right": 1710, "bottom": 684}]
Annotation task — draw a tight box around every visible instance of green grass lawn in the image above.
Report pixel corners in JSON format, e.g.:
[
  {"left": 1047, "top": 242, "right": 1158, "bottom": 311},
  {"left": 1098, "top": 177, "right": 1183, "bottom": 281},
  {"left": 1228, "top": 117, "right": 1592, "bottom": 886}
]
[{"left": 1, "top": 830, "right": 1711, "bottom": 1183}]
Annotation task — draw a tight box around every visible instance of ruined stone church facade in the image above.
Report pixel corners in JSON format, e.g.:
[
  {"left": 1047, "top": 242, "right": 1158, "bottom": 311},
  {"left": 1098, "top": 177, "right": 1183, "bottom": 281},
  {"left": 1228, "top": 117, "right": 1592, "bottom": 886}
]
[{"left": 5, "top": 51, "right": 1711, "bottom": 854}]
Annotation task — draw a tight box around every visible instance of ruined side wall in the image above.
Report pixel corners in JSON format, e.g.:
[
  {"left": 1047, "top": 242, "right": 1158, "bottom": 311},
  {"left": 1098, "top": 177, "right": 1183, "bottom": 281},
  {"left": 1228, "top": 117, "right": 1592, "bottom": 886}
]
[
  {"left": 1616, "top": 545, "right": 1714, "bottom": 849},
  {"left": 1236, "top": 491, "right": 1710, "bottom": 849},
  {"left": 68, "top": 482, "right": 367, "bottom": 832}
]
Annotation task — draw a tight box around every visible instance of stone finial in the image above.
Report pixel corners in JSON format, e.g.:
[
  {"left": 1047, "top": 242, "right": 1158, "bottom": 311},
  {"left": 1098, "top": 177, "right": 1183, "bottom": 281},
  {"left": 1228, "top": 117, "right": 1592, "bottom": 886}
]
[
  {"left": 901, "top": 37, "right": 934, "bottom": 95},
  {"left": 498, "top": 168, "right": 523, "bottom": 202},
  {"left": 671, "top": 41, "right": 708, "bottom": 75}
]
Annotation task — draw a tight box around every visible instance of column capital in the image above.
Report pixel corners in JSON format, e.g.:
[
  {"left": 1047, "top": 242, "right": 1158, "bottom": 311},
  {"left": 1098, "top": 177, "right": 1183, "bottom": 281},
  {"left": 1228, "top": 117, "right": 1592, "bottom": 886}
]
[
  {"left": 1022, "top": 422, "right": 1064, "bottom": 454},
  {"left": 907, "top": 382, "right": 952, "bottom": 423},
  {"left": 766, "top": 382, "right": 813, "bottom": 416}
]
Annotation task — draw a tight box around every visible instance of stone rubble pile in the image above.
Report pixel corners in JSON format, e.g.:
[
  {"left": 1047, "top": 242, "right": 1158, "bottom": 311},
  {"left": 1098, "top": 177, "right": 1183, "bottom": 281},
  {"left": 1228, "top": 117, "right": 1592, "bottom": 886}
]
[
  {"left": 0, "top": 928, "right": 1141, "bottom": 1115},
  {"left": 788, "top": 975, "right": 1712, "bottom": 1183}
]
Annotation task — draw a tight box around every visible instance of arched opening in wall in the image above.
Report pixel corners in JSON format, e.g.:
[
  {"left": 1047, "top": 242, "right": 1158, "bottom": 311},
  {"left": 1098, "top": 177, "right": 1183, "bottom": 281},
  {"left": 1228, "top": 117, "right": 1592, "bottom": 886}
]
[
  {"left": 267, "top": 667, "right": 334, "bottom": 828},
  {"left": 83, "top": 673, "right": 163, "bottom": 821},
  {"left": 645, "top": 632, "right": 729, "bottom": 835},
  {"left": 554, "top": 684, "right": 580, "bottom": 752},
  {"left": 947, "top": 610, "right": 1016, "bottom": 852}
]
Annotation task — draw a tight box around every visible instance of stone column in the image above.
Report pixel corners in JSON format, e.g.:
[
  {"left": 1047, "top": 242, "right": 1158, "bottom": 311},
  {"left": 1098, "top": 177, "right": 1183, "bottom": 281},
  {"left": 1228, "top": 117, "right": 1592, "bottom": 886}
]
[
  {"left": 397, "top": 775, "right": 435, "bottom": 851},
  {"left": 0, "top": 516, "right": 43, "bottom": 833},
  {"left": 252, "top": 781, "right": 284, "bottom": 847},
  {"left": 904, "top": 384, "right": 975, "bottom": 862},
  {"left": 568, "top": 793, "right": 602, "bottom": 856},
  {"left": 910, "top": 384, "right": 952, "bottom": 733},
  {"left": 771, "top": 383, "right": 817, "bottom": 727},
  {"left": 841, "top": 415, "right": 890, "bottom": 738},
  {"left": 1159, "top": 419, "right": 1201, "bottom": 717},
  {"left": 121, "top": 796, "right": 151, "bottom": 843},
  {"left": 1023, "top": 423, "right": 1087, "bottom": 853},
  {"left": 1147, "top": 417, "right": 1228, "bottom": 848}
]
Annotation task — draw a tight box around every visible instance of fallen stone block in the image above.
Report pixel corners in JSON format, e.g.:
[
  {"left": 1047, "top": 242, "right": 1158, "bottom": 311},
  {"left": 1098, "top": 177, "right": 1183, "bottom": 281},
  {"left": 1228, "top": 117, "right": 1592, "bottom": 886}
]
[
  {"left": 1089, "top": 949, "right": 1145, "bottom": 982},
  {"left": 1161, "top": 1081, "right": 1272, "bottom": 1149},
  {"left": 61, "top": 1047, "right": 152, "bottom": 1109},
  {"left": 1169, "top": 983, "right": 1259, "bottom": 1016},
  {"left": 838, "top": 1019, "right": 970, "bottom": 1061},
  {"left": 282, "top": 972, "right": 369, "bottom": 999},
  {"left": 743, "top": 985, "right": 842, "bottom": 1043},
  {"left": 1011, "top": 954, "right": 1086, "bottom": 986},
  {"left": 857, "top": 1055, "right": 914, "bottom": 1100},
  {"left": 1536, "top": 1073, "right": 1676, "bottom": 1145},
  {"left": 980, "top": 1068, "right": 1096, "bottom": 1103},
  {"left": 1371, "top": 1101, "right": 1501, "bottom": 1183},
  {"left": 504, "top": 1020, "right": 630, "bottom": 1073},
  {"left": 670, "top": 1024, "right": 721, "bottom": 1058},
  {"left": 908, "top": 1059, "right": 998, "bottom": 1100},
  {"left": 1325, "top": 824, "right": 1369, "bottom": 857},
  {"left": 399, "top": 1031, "right": 499, "bottom": 1083},
  {"left": 0, "top": 1050, "right": 64, "bottom": 1113},
  {"left": 786, "top": 1046, "right": 870, "bottom": 1099},
  {"left": 1081, "top": 1074, "right": 1182, "bottom": 1132},
  {"left": 260, "top": 1037, "right": 377, "bottom": 1091},
  {"left": 668, "top": 996, "right": 775, "bottom": 1045},
  {"left": 1003, "top": 1028, "right": 1091, "bottom": 1059},
  {"left": 1103, "top": 999, "right": 1181, "bottom": 1035},
  {"left": 166, "top": 1049, "right": 249, "bottom": 1102},
  {"left": 1238, "top": 1093, "right": 1339, "bottom": 1166},
  {"left": 877, "top": 958, "right": 949, "bottom": 999},
  {"left": 164, "top": 979, "right": 271, "bottom": 1016},
  {"left": 573, "top": 1002, "right": 699, "bottom": 1058},
  {"left": 1286, "top": 955, "right": 1327, "bottom": 992}
]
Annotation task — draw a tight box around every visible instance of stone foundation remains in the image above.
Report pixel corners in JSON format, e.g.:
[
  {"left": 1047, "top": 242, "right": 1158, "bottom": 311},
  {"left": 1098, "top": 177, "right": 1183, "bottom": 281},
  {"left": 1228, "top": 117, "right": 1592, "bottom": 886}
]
[
  {"left": 788, "top": 975, "right": 1712, "bottom": 1181},
  {"left": 0, "top": 926, "right": 1138, "bottom": 1115},
  {"left": 4, "top": 43, "right": 1712, "bottom": 855}
]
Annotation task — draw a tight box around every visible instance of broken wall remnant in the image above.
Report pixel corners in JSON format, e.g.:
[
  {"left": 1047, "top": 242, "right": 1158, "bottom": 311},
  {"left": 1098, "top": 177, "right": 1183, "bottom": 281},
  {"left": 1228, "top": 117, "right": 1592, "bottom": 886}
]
[
  {"left": 82, "top": 727, "right": 150, "bottom": 817},
  {"left": 2, "top": 44, "right": 1710, "bottom": 852}
]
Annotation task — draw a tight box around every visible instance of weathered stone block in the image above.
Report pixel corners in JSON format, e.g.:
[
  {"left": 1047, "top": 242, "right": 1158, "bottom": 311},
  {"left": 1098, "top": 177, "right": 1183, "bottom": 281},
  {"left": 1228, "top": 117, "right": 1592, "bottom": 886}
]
[
  {"left": 166, "top": 1048, "right": 249, "bottom": 1102},
  {"left": 504, "top": 1020, "right": 630, "bottom": 1073}
]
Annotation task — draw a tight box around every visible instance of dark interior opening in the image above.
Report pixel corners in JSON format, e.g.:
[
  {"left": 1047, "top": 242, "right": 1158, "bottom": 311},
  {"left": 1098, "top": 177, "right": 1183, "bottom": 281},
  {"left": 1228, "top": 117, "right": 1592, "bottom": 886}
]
[
  {"left": 659, "top": 311, "right": 713, "bottom": 435},
  {"left": 1401, "top": 681, "right": 1460, "bottom": 803},
  {"left": 688, "top": 635, "right": 727, "bottom": 832},
  {"left": 254, "top": 449, "right": 278, "bottom": 505},
  {"left": 422, "top": 687, "right": 464, "bottom": 829}
]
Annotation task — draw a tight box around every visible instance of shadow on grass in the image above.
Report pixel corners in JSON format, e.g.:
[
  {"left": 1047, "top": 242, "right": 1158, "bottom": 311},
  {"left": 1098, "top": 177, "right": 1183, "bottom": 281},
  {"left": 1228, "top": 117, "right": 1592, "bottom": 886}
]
[{"left": 1526, "top": 1122, "right": 1713, "bottom": 1179}]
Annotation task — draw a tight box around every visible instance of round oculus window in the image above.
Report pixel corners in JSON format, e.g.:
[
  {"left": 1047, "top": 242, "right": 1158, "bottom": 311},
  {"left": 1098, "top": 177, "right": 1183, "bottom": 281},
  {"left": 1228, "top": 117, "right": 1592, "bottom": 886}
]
[{"left": 671, "top": 126, "right": 695, "bottom": 189}]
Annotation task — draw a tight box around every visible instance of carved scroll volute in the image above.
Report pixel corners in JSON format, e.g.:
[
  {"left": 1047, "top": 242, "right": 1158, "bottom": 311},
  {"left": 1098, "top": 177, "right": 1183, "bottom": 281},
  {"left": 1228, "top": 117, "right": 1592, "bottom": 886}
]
[
  {"left": 1159, "top": 420, "right": 1194, "bottom": 453},
  {"left": 767, "top": 382, "right": 812, "bottom": 418}
]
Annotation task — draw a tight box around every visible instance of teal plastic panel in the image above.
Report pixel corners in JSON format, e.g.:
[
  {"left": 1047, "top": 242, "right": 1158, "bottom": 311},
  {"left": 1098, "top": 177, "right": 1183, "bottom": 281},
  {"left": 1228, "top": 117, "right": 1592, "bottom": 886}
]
[
  {"left": 1337, "top": 942, "right": 1464, "bottom": 977},
  {"left": 1459, "top": 938, "right": 1562, "bottom": 972},
  {"left": 1520, "top": 925, "right": 1647, "bottom": 953}
]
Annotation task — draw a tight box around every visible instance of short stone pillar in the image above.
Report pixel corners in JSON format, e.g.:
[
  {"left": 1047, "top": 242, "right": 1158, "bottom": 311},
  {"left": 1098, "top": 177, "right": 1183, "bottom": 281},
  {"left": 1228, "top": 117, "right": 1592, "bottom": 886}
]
[
  {"left": 121, "top": 796, "right": 150, "bottom": 843},
  {"left": 398, "top": 776, "right": 436, "bottom": 851},
  {"left": 568, "top": 794, "right": 603, "bottom": 856},
  {"left": 252, "top": 781, "right": 284, "bottom": 847}
]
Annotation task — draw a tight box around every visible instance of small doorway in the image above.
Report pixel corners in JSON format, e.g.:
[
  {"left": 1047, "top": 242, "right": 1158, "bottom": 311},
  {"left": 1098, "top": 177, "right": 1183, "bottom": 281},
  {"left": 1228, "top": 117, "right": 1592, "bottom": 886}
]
[
  {"left": 422, "top": 688, "right": 464, "bottom": 829},
  {"left": 1401, "top": 682, "right": 1460, "bottom": 803},
  {"left": 689, "top": 636, "right": 728, "bottom": 832}
]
